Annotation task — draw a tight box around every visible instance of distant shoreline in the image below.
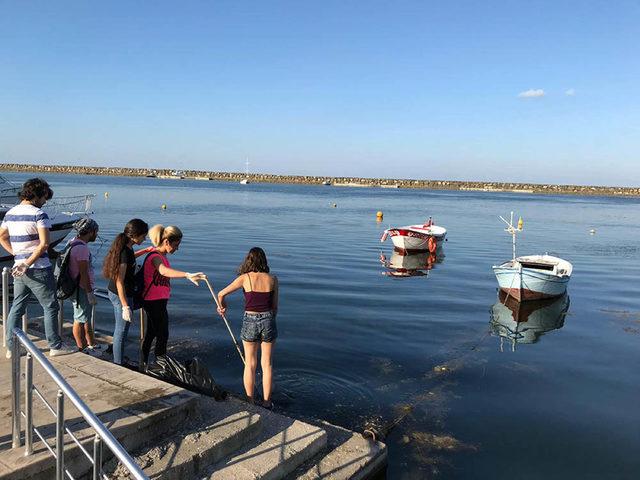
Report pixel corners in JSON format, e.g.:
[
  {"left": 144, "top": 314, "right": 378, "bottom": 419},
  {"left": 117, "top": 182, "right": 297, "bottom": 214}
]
[{"left": 1, "top": 163, "right": 639, "bottom": 197}]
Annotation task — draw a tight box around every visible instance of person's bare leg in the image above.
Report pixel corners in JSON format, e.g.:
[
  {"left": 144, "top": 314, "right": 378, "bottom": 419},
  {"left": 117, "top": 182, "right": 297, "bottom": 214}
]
[
  {"left": 260, "top": 341, "right": 275, "bottom": 405},
  {"left": 243, "top": 341, "right": 259, "bottom": 401},
  {"left": 72, "top": 322, "right": 84, "bottom": 349},
  {"left": 84, "top": 324, "right": 96, "bottom": 347}
]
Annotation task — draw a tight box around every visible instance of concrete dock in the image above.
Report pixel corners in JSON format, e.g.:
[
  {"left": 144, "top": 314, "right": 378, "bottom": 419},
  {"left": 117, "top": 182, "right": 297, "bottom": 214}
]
[{"left": 0, "top": 333, "right": 386, "bottom": 479}]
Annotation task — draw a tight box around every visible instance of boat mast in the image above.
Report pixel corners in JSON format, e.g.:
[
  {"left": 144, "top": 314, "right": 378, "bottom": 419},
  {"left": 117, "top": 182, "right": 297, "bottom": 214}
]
[{"left": 499, "top": 211, "right": 522, "bottom": 262}]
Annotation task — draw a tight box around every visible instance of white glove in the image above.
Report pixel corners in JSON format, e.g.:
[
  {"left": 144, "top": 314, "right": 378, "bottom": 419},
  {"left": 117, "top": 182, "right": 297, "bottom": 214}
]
[
  {"left": 185, "top": 272, "right": 205, "bottom": 286},
  {"left": 87, "top": 292, "right": 98, "bottom": 305},
  {"left": 11, "top": 262, "right": 28, "bottom": 277},
  {"left": 122, "top": 306, "right": 132, "bottom": 322}
]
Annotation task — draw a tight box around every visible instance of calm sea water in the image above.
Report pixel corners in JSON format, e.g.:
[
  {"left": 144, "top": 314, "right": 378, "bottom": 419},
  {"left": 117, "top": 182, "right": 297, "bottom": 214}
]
[{"left": 8, "top": 172, "right": 640, "bottom": 479}]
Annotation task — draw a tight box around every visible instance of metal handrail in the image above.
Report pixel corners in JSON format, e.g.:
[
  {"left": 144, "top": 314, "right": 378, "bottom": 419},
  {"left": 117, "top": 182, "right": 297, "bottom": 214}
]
[
  {"left": 2, "top": 267, "right": 8, "bottom": 347},
  {"left": 11, "top": 329, "right": 148, "bottom": 480}
]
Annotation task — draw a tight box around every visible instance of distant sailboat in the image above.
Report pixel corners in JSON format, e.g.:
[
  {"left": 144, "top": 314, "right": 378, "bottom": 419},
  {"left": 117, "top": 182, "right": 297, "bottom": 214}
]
[{"left": 240, "top": 159, "right": 250, "bottom": 185}]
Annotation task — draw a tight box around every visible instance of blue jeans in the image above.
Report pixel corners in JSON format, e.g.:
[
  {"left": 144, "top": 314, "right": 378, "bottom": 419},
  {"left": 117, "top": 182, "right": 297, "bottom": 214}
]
[
  {"left": 108, "top": 291, "right": 132, "bottom": 365},
  {"left": 6, "top": 267, "right": 61, "bottom": 350}
]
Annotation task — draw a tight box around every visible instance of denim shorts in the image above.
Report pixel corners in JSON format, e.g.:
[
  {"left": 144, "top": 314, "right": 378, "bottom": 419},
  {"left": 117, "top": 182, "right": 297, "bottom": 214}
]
[
  {"left": 241, "top": 311, "right": 277, "bottom": 343},
  {"left": 71, "top": 288, "right": 92, "bottom": 324}
]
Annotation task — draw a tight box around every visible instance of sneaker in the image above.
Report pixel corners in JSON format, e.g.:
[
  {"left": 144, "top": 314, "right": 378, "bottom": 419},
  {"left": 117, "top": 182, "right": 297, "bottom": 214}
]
[
  {"left": 82, "top": 346, "right": 103, "bottom": 358},
  {"left": 90, "top": 344, "right": 108, "bottom": 352},
  {"left": 5, "top": 350, "right": 11, "bottom": 359},
  {"left": 50, "top": 344, "right": 78, "bottom": 357}
]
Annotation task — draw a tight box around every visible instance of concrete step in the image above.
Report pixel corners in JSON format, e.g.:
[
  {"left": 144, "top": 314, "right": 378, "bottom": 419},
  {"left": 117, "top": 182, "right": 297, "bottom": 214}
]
[
  {"left": 1, "top": 330, "right": 386, "bottom": 480},
  {"left": 290, "top": 422, "right": 387, "bottom": 480},
  {"left": 0, "top": 338, "right": 199, "bottom": 480},
  {"left": 108, "top": 408, "right": 262, "bottom": 479},
  {"left": 206, "top": 416, "right": 327, "bottom": 480}
]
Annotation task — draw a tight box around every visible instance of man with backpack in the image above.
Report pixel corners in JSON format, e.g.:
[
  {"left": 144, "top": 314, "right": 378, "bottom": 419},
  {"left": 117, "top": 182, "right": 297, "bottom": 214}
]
[
  {"left": 65, "top": 217, "right": 104, "bottom": 356},
  {"left": 0, "top": 178, "right": 75, "bottom": 358}
]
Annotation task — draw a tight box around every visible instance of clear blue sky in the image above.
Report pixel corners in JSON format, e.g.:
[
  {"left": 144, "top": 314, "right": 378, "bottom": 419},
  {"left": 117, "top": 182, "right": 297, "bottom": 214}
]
[{"left": 1, "top": 1, "right": 638, "bottom": 186}]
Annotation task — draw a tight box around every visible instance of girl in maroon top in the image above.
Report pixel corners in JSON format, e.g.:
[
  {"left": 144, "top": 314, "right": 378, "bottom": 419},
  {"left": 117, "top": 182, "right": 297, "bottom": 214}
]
[
  {"left": 141, "top": 224, "right": 205, "bottom": 366},
  {"left": 217, "top": 247, "right": 279, "bottom": 408}
]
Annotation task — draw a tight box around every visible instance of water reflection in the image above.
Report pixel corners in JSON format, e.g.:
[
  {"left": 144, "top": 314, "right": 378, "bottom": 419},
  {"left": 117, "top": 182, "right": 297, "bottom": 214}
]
[
  {"left": 489, "top": 291, "right": 570, "bottom": 350},
  {"left": 379, "top": 249, "right": 444, "bottom": 278}
]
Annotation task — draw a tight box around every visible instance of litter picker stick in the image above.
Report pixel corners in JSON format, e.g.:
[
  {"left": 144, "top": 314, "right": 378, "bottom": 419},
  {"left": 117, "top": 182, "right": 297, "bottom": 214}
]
[{"left": 203, "top": 277, "right": 246, "bottom": 365}]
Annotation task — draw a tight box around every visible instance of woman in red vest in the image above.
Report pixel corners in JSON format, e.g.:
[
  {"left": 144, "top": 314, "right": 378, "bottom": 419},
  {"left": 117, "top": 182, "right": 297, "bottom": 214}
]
[{"left": 141, "top": 224, "right": 204, "bottom": 366}]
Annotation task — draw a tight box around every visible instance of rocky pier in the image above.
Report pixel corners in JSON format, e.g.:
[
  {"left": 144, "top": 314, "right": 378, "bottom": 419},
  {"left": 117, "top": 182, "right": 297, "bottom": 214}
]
[{"left": 1, "top": 163, "right": 639, "bottom": 197}]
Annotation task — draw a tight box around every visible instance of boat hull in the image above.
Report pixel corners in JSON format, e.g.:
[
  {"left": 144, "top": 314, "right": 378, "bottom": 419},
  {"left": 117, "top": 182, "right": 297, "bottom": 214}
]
[
  {"left": 386, "top": 227, "right": 446, "bottom": 253},
  {"left": 493, "top": 265, "right": 570, "bottom": 301}
]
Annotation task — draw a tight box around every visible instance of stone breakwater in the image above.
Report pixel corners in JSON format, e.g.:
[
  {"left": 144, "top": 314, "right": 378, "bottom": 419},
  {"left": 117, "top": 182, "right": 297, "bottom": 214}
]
[{"left": 2, "top": 163, "right": 639, "bottom": 197}]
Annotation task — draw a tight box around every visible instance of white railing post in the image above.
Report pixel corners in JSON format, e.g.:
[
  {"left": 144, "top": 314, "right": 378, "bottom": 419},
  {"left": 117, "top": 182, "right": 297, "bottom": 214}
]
[
  {"left": 25, "top": 353, "right": 33, "bottom": 455},
  {"left": 56, "top": 390, "right": 64, "bottom": 480},
  {"left": 22, "top": 313, "right": 28, "bottom": 333},
  {"left": 90, "top": 304, "right": 96, "bottom": 336},
  {"left": 11, "top": 335, "right": 21, "bottom": 448},
  {"left": 92, "top": 435, "right": 102, "bottom": 480},
  {"left": 57, "top": 300, "right": 64, "bottom": 336},
  {"left": 2, "top": 267, "right": 9, "bottom": 348}
]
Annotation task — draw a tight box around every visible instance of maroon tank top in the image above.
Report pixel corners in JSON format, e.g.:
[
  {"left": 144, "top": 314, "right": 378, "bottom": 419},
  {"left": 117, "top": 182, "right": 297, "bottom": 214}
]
[{"left": 243, "top": 273, "right": 274, "bottom": 312}]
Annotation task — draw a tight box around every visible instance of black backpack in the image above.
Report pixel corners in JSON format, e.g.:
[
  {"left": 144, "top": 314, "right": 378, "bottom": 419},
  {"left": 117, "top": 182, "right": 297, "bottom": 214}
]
[
  {"left": 54, "top": 240, "right": 83, "bottom": 300},
  {"left": 131, "top": 253, "right": 157, "bottom": 310}
]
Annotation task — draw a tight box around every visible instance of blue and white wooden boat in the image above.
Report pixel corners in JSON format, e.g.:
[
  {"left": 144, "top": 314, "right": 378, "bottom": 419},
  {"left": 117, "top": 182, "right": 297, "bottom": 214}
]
[
  {"left": 493, "top": 254, "right": 572, "bottom": 301},
  {"left": 492, "top": 212, "right": 572, "bottom": 302}
]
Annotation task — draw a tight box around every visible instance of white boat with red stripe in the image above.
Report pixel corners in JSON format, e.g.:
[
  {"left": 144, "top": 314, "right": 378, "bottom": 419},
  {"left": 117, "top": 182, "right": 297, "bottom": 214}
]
[{"left": 380, "top": 217, "right": 447, "bottom": 253}]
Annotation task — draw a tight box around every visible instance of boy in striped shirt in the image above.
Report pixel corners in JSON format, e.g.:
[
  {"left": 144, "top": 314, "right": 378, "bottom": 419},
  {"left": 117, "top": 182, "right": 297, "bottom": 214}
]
[{"left": 0, "top": 178, "right": 75, "bottom": 358}]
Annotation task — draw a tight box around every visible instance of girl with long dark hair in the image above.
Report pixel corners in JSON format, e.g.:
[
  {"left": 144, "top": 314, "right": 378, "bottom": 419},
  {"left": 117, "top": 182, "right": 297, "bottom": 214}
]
[
  {"left": 217, "top": 247, "right": 278, "bottom": 407},
  {"left": 102, "top": 218, "right": 149, "bottom": 364}
]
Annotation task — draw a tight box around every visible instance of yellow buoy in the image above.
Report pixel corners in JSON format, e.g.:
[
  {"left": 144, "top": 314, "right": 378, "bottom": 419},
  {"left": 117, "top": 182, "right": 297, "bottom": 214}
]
[
  {"left": 517, "top": 217, "right": 523, "bottom": 230},
  {"left": 104, "top": 192, "right": 109, "bottom": 198},
  {"left": 161, "top": 204, "right": 167, "bottom": 210},
  {"left": 376, "top": 211, "right": 383, "bottom": 221}
]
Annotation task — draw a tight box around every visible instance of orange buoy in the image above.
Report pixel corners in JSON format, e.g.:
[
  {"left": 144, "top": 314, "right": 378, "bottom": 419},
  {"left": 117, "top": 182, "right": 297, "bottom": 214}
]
[{"left": 428, "top": 236, "right": 437, "bottom": 254}]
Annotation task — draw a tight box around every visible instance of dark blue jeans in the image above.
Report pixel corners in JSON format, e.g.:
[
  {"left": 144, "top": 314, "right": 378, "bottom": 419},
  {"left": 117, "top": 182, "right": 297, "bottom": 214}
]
[{"left": 6, "top": 267, "right": 61, "bottom": 350}]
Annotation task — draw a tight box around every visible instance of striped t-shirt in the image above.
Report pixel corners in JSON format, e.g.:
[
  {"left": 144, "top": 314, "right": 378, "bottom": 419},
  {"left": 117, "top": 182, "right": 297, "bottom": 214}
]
[{"left": 0, "top": 203, "right": 52, "bottom": 269}]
